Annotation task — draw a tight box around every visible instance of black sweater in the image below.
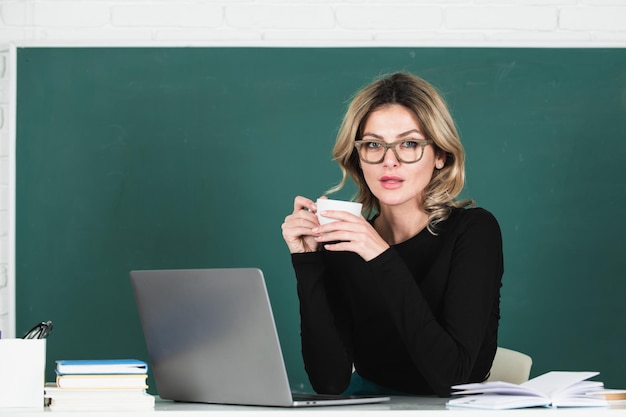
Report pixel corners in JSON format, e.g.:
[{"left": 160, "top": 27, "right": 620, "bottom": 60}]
[{"left": 291, "top": 207, "right": 503, "bottom": 397}]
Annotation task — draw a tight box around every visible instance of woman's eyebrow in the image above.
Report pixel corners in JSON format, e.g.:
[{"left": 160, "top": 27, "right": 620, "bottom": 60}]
[
  {"left": 397, "top": 129, "right": 425, "bottom": 138},
  {"left": 361, "top": 132, "right": 384, "bottom": 139}
]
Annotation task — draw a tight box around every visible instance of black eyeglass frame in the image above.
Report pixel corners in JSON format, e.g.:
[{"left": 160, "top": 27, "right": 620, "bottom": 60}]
[
  {"left": 354, "top": 139, "right": 434, "bottom": 164},
  {"left": 22, "top": 320, "right": 53, "bottom": 339}
]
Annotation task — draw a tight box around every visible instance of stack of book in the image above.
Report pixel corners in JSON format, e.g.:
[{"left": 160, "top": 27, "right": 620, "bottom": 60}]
[{"left": 44, "top": 359, "right": 155, "bottom": 411}]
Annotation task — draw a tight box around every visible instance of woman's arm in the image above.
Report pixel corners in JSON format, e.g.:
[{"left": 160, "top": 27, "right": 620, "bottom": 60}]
[
  {"left": 367, "top": 209, "right": 503, "bottom": 396},
  {"left": 292, "top": 252, "right": 354, "bottom": 395}
]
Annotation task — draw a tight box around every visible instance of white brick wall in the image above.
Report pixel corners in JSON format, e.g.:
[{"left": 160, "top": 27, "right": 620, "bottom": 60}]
[
  {"left": 0, "top": 0, "right": 625, "bottom": 337},
  {"left": 0, "top": 41, "right": 10, "bottom": 337}
]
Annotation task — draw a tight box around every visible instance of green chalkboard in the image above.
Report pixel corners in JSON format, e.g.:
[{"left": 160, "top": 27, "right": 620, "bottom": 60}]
[{"left": 16, "top": 47, "right": 626, "bottom": 392}]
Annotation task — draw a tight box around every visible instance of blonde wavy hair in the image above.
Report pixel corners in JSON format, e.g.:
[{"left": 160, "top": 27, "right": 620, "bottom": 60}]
[{"left": 328, "top": 72, "right": 473, "bottom": 233}]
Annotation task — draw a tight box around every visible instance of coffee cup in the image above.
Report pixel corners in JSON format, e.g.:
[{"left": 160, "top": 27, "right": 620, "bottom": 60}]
[{"left": 316, "top": 198, "right": 363, "bottom": 225}]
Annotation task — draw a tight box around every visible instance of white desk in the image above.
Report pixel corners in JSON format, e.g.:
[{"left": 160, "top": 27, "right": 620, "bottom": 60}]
[{"left": 3, "top": 396, "right": 626, "bottom": 416}]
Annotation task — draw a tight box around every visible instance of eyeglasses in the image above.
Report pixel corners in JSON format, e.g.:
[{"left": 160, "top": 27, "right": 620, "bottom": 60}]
[
  {"left": 354, "top": 139, "right": 434, "bottom": 164},
  {"left": 22, "top": 320, "right": 53, "bottom": 339}
]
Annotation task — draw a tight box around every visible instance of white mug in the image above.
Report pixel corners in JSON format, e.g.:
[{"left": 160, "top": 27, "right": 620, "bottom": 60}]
[{"left": 316, "top": 198, "right": 363, "bottom": 225}]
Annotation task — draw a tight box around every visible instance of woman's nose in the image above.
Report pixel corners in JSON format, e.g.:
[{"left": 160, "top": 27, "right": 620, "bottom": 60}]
[{"left": 382, "top": 146, "right": 399, "bottom": 167}]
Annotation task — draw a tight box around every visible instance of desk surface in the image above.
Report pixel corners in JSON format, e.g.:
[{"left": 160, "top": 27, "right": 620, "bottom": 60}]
[{"left": 3, "top": 396, "right": 626, "bottom": 416}]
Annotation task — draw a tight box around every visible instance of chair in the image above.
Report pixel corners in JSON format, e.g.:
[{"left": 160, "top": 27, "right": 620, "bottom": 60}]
[{"left": 486, "top": 347, "right": 532, "bottom": 384}]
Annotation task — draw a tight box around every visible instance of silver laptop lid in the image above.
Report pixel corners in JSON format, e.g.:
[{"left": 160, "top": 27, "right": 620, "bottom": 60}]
[{"left": 130, "top": 268, "right": 294, "bottom": 407}]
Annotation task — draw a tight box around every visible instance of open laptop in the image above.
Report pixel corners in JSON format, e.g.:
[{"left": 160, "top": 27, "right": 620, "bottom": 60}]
[{"left": 130, "top": 268, "right": 390, "bottom": 407}]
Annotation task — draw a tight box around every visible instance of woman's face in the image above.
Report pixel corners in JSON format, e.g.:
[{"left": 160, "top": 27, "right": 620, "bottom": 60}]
[{"left": 359, "top": 104, "right": 445, "bottom": 212}]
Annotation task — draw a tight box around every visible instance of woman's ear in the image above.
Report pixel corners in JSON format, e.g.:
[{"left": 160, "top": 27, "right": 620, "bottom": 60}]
[{"left": 435, "top": 152, "right": 447, "bottom": 170}]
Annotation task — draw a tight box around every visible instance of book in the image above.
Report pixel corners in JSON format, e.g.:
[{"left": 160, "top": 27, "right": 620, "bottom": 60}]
[
  {"left": 56, "top": 359, "right": 148, "bottom": 375},
  {"left": 590, "top": 389, "right": 626, "bottom": 402},
  {"left": 446, "top": 371, "right": 608, "bottom": 409},
  {"left": 44, "top": 385, "right": 154, "bottom": 411},
  {"left": 49, "top": 397, "right": 154, "bottom": 412},
  {"left": 45, "top": 385, "right": 147, "bottom": 399},
  {"left": 56, "top": 373, "right": 148, "bottom": 389}
]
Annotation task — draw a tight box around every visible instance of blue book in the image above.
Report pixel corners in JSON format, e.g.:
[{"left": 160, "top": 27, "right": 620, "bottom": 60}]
[{"left": 56, "top": 359, "right": 148, "bottom": 375}]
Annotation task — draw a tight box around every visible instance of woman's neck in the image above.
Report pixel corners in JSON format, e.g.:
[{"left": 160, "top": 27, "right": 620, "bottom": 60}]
[{"left": 375, "top": 205, "right": 429, "bottom": 245}]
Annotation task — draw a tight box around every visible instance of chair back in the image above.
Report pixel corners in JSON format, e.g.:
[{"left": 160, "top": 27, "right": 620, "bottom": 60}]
[{"left": 486, "top": 346, "right": 532, "bottom": 384}]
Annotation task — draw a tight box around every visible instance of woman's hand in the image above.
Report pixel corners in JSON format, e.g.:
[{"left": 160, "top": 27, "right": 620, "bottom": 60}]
[
  {"left": 312, "top": 209, "right": 390, "bottom": 262},
  {"left": 281, "top": 196, "right": 322, "bottom": 254}
]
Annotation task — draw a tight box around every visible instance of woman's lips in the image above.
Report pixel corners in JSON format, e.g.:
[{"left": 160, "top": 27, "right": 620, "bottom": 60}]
[{"left": 380, "top": 175, "right": 404, "bottom": 190}]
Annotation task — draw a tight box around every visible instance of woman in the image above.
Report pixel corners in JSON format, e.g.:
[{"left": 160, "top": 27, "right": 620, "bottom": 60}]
[{"left": 281, "top": 72, "right": 503, "bottom": 397}]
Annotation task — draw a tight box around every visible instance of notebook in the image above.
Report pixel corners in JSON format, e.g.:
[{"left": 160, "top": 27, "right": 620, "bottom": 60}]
[{"left": 130, "top": 268, "right": 390, "bottom": 407}]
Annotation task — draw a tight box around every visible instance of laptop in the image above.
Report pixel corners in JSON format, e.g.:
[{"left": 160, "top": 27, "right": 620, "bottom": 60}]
[{"left": 130, "top": 268, "right": 390, "bottom": 407}]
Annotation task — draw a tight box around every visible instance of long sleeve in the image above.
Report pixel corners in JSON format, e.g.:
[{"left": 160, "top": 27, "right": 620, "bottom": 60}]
[
  {"left": 364, "top": 208, "right": 503, "bottom": 396},
  {"left": 292, "top": 252, "right": 354, "bottom": 394},
  {"left": 291, "top": 207, "right": 503, "bottom": 397}
]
